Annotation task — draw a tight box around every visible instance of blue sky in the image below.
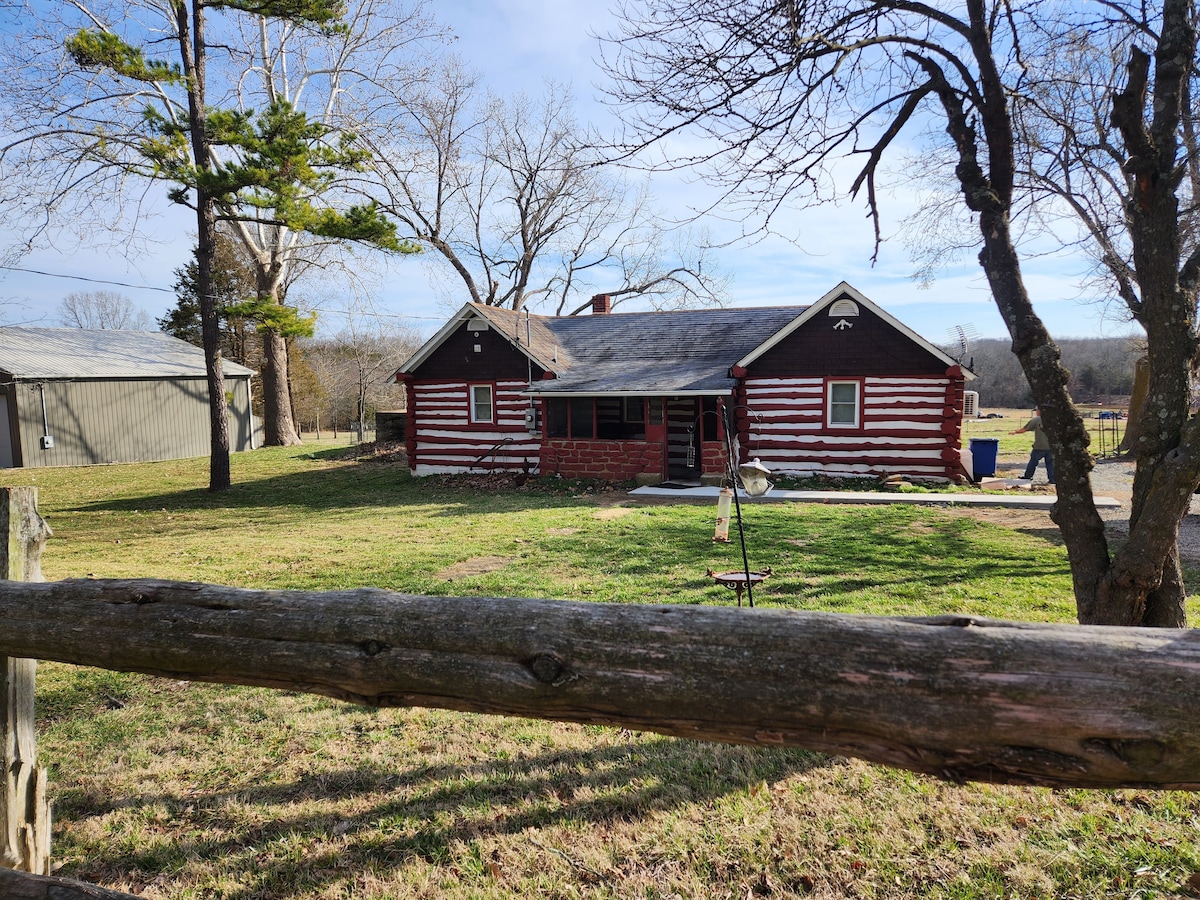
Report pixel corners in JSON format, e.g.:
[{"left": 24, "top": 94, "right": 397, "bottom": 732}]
[{"left": 0, "top": 0, "right": 1140, "bottom": 344}]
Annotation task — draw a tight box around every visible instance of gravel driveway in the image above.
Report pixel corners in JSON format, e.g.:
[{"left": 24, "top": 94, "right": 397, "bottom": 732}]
[{"left": 993, "top": 454, "right": 1200, "bottom": 563}]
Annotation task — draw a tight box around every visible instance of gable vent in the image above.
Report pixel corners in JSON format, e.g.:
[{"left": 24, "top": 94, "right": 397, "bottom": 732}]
[
  {"left": 829, "top": 298, "right": 860, "bottom": 317},
  {"left": 466, "top": 320, "right": 489, "bottom": 332}
]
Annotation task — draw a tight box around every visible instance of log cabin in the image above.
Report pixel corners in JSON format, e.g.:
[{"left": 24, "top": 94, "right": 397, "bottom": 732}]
[{"left": 394, "top": 283, "right": 974, "bottom": 483}]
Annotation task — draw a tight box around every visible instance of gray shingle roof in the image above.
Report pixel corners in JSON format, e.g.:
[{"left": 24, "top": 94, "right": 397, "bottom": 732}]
[
  {"left": 527, "top": 306, "right": 805, "bottom": 395},
  {"left": 401, "top": 282, "right": 969, "bottom": 393},
  {"left": 0, "top": 328, "right": 255, "bottom": 379},
  {"left": 470, "top": 305, "right": 575, "bottom": 372}
]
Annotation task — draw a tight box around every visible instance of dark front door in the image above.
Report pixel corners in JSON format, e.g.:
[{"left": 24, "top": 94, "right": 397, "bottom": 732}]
[{"left": 666, "top": 397, "right": 700, "bottom": 480}]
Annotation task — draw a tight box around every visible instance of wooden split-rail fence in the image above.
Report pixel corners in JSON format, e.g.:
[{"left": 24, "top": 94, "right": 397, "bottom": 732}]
[{"left": 4, "top": 487, "right": 1200, "bottom": 898}]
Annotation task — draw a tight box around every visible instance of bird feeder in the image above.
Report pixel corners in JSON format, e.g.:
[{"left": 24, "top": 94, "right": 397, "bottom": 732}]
[
  {"left": 737, "top": 457, "right": 773, "bottom": 497},
  {"left": 713, "top": 486, "right": 733, "bottom": 542}
]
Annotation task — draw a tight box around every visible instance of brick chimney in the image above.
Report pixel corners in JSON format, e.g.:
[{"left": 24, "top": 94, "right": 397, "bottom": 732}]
[{"left": 591, "top": 293, "right": 612, "bottom": 315}]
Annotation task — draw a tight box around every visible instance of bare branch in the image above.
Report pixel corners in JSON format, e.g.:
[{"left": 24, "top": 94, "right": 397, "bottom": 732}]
[{"left": 360, "top": 70, "right": 725, "bottom": 313}]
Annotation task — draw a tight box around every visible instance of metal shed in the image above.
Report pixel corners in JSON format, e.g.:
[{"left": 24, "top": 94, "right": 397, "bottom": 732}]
[{"left": 0, "top": 328, "right": 256, "bottom": 468}]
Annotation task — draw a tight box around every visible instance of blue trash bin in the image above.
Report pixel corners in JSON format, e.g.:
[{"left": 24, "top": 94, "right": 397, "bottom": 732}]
[{"left": 969, "top": 437, "right": 1000, "bottom": 478}]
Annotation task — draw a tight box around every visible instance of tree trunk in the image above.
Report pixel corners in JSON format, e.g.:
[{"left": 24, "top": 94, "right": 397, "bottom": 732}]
[
  {"left": 1143, "top": 546, "right": 1187, "bottom": 628},
  {"left": 972, "top": 216, "right": 1114, "bottom": 624},
  {"left": 5, "top": 578, "right": 1200, "bottom": 789},
  {"left": 1095, "top": 416, "right": 1200, "bottom": 626},
  {"left": 1102, "top": 10, "right": 1200, "bottom": 627},
  {"left": 176, "top": 0, "right": 230, "bottom": 491},
  {"left": 922, "top": 7, "right": 1190, "bottom": 627},
  {"left": 1117, "top": 356, "right": 1148, "bottom": 453},
  {"left": 358, "top": 379, "right": 367, "bottom": 443},
  {"left": 1, "top": 489, "right": 51, "bottom": 876},
  {"left": 197, "top": 196, "right": 232, "bottom": 489},
  {"left": 261, "top": 328, "right": 301, "bottom": 447}
]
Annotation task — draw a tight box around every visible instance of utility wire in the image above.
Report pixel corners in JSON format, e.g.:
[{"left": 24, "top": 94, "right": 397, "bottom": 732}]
[{"left": 0, "top": 263, "right": 175, "bottom": 293}]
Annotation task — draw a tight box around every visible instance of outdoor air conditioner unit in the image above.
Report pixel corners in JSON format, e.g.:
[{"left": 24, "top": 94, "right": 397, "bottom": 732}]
[{"left": 963, "top": 391, "right": 980, "bottom": 418}]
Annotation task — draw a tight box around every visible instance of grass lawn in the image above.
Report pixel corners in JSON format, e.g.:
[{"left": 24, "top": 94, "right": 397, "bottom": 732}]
[
  {"left": 5, "top": 443, "right": 1199, "bottom": 899},
  {"left": 961, "top": 407, "right": 1128, "bottom": 465}
]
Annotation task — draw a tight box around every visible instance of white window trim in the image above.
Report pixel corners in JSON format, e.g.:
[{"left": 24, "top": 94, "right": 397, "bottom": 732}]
[
  {"left": 826, "top": 380, "right": 861, "bottom": 429},
  {"left": 469, "top": 383, "right": 494, "bottom": 424}
]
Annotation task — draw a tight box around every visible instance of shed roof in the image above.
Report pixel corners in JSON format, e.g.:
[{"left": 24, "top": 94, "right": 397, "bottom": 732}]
[{"left": 0, "top": 328, "right": 256, "bottom": 380}]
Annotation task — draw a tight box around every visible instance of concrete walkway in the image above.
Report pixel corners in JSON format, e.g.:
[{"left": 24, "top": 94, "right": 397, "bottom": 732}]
[{"left": 629, "top": 484, "right": 1123, "bottom": 510}]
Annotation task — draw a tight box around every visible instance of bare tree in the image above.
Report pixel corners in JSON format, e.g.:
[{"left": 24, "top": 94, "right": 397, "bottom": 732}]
[
  {"left": 205, "top": 1, "right": 435, "bottom": 446},
  {"left": 602, "top": 0, "right": 1200, "bottom": 626},
  {"left": 298, "top": 308, "right": 416, "bottom": 439},
  {"left": 360, "top": 65, "right": 726, "bottom": 314},
  {"left": 289, "top": 345, "right": 332, "bottom": 437},
  {"left": 961, "top": 338, "right": 1141, "bottom": 410},
  {"left": 57, "top": 291, "right": 151, "bottom": 330}
]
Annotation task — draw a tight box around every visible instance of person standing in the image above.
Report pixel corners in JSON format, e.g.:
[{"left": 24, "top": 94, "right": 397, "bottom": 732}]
[{"left": 1010, "top": 409, "right": 1054, "bottom": 484}]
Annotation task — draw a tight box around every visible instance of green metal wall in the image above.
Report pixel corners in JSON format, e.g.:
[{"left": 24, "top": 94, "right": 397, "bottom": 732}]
[{"left": 5, "top": 375, "right": 254, "bottom": 468}]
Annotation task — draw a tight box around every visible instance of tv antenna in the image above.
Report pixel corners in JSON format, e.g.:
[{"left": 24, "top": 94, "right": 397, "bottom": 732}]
[{"left": 947, "top": 323, "right": 979, "bottom": 366}]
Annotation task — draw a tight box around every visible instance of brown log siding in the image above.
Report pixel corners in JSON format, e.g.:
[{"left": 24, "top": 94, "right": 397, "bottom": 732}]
[
  {"left": 751, "top": 305, "right": 949, "bottom": 377},
  {"left": 413, "top": 322, "right": 545, "bottom": 382}
]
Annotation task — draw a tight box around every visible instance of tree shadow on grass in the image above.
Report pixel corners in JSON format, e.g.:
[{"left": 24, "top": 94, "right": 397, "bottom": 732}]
[
  {"left": 57, "top": 733, "right": 825, "bottom": 898},
  {"left": 1009, "top": 524, "right": 1065, "bottom": 546},
  {"left": 57, "top": 462, "right": 594, "bottom": 517}
]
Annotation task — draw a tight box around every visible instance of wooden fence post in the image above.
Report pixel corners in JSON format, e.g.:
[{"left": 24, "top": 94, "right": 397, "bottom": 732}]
[{"left": 1, "top": 487, "right": 51, "bottom": 874}]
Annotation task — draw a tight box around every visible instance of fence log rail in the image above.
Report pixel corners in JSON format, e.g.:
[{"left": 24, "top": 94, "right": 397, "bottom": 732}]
[
  {"left": 1, "top": 577, "right": 1199, "bottom": 790},
  {"left": 0, "top": 867, "right": 144, "bottom": 899}
]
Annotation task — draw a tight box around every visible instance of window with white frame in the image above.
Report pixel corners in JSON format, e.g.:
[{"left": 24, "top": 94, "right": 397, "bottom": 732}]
[
  {"left": 826, "top": 380, "right": 861, "bottom": 428},
  {"left": 469, "top": 384, "right": 494, "bottom": 423}
]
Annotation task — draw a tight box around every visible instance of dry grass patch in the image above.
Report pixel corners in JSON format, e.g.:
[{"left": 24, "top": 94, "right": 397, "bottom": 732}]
[
  {"left": 435, "top": 556, "right": 514, "bottom": 580},
  {"left": 39, "top": 670, "right": 1200, "bottom": 899},
  {"left": 591, "top": 507, "right": 636, "bottom": 520}
]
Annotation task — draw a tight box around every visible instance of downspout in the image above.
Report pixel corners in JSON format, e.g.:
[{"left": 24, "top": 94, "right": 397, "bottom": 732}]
[
  {"left": 246, "top": 377, "right": 255, "bottom": 451},
  {"left": 38, "top": 383, "right": 51, "bottom": 449}
]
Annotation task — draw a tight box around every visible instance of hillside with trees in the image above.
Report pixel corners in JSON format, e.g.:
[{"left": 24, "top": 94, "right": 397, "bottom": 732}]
[{"left": 954, "top": 337, "right": 1143, "bottom": 410}]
